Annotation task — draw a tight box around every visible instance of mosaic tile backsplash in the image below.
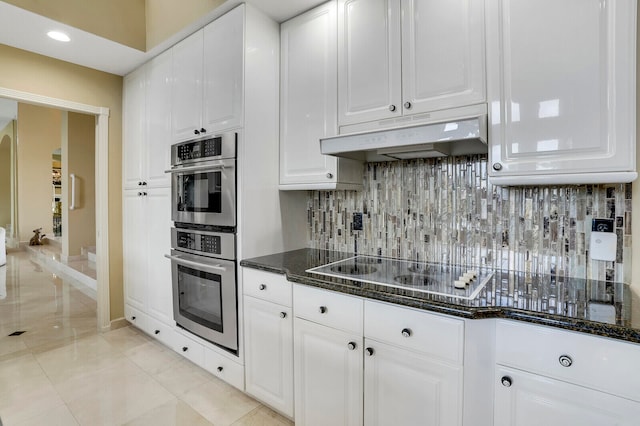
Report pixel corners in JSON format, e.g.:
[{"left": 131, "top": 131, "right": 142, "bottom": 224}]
[{"left": 307, "top": 155, "right": 632, "bottom": 283}]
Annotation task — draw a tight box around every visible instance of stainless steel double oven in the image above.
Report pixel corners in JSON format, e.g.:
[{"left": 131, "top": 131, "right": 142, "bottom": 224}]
[{"left": 166, "top": 132, "right": 238, "bottom": 353}]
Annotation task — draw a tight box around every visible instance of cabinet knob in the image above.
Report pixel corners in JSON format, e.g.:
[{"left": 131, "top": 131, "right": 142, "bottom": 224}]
[
  {"left": 347, "top": 341, "right": 357, "bottom": 350},
  {"left": 389, "top": 104, "right": 397, "bottom": 112},
  {"left": 279, "top": 312, "right": 287, "bottom": 319},
  {"left": 401, "top": 328, "right": 412, "bottom": 338},
  {"left": 318, "top": 306, "right": 327, "bottom": 314},
  {"left": 404, "top": 101, "right": 412, "bottom": 109},
  {"left": 217, "top": 366, "right": 223, "bottom": 372},
  {"left": 142, "top": 192, "right": 147, "bottom": 196},
  {"left": 142, "top": 181, "right": 147, "bottom": 186},
  {"left": 559, "top": 355, "right": 573, "bottom": 367},
  {"left": 154, "top": 330, "right": 160, "bottom": 335},
  {"left": 137, "top": 192, "right": 143, "bottom": 196},
  {"left": 365, "top": 347, "right": 375, "bottom": 356},
  {"left": 131, "top": 316, "right": 136, "bottom": 321},
  {"left": 258, "top": 284, "right": 267, "bottom": 290},
  {"left": 182, "top": 346, "right": 188, "bottom": 352},
  {"left": 200, "top": 128, "right": 206, "bottom": 134},
  {"left": 138, "top": 181, "right": 142, "bottom": 186},
  {"left": 194, "top": 129, "right": 200, "bottom": 135},
  {"left": 326, "top": 172, "right": 334, "bottom": 179},
  {"left": 501, "top": 376, "right": 513, "bottom": 387},
  {"left": 492, "top": 162, "right": 503, "bottom": 171}
]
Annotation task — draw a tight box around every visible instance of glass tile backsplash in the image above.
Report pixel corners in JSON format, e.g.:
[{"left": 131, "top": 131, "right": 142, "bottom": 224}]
[{"left": 307, "top": 155, "right": 632, "bottom": 283}]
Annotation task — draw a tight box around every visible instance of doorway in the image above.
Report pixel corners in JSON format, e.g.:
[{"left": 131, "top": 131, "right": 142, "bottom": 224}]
[{"left": 0, "top": 86, "right": 111, "bottom": 331}]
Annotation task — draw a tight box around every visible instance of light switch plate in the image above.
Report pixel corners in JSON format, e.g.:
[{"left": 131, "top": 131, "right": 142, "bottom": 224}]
[{"left": 589, "top": 231, "right": 617, "bottom": 261}]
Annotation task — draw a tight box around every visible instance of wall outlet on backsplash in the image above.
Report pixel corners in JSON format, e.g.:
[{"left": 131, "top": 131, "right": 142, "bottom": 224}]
[
  {"left": 590, "top": 218, "right": 617, "bottom": 262},
  {"left": 352, "top": 212, "right": 363, "bottom": 231}
]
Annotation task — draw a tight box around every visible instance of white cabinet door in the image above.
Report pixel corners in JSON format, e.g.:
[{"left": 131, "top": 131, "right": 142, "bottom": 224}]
[
  {"left": 338, "top": 0, "right": 402, "bottom": 126},
  {"left": 172, "top": 30, "right": 204, "bottom": 142},
  {"left": 495, "top": 367, "right": 640, "bottom": 426},
  {"left": 244, "top": 296, "right": 294, "bottom": 417},
  {"left": 123, "top": 67, "right": 145, "bottom": 189},
  {"left": 364, "top": 339, "right": 463, "bottom": 426},
  {"left": 145, "top": 50, "right": 172, "bottom": 188},
  {"left": 294, "top": 318, "right": 363, "bottom": 426},
  {"left": 202, "top": 5, "right": 244, "bottom": 134},
  {"left": 280, "top": 1, "right": 339, "bottom": 187},
  {"left": 122, "top": 190, "right": 147, "bottom": 311},
  {"left": 401, "top": 0, "right": 485, "bottom": 115},
  {"left": 144, "top": 187, "right": 173, "bottom": 325},
  {"left": 486, "top": 0, "right": 637, "bottom": 185}
]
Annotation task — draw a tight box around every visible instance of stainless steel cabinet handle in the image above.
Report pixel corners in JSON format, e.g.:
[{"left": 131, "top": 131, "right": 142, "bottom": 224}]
[
  {"left": 319, "top": 306, "right": 327, "bottom": 314},
  {"left": 347, "top": 341, "right": 357, "bottom": 350},
  {"left": 279, "top": 312, "right": 287, "bottom": 319},
  {"left": 559, "top": 355, "right": 573, "bottom": 367},
  {"left": 366, "top": 347, "right": 374, "bottom": 356},
  {"left": 404, "top": 101, "right": 412, "bottom": 109},
  {"left": 164, "top": 254, "right": 227, "bottom": 271},
  {"left": 165, "top": 163, "right": 232, "bottom": 174},
  {"left": 492, "top": 163, "right": 503, "bottom": 171},
  {"left": 389, "top": 104, "right": 396, "bottom": 112},
  {"left": 259, "top": 284, "right": 266, "bottom": 290},
  {"left": 401, "top": 328, "right": 412, "bottom": 338},
  {"left": 501, "top": 376, "right": 512, "bottom": 387}
]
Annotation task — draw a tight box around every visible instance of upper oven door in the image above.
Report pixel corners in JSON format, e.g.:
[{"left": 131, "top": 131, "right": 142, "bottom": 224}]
[{"left": 170, "top": 158, "right": 236, "bottom": 228}]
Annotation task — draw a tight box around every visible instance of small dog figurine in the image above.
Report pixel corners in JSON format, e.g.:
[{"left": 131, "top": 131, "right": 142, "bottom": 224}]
[{"left": 29, "top": 228, "right": 46, "bottom": 246}]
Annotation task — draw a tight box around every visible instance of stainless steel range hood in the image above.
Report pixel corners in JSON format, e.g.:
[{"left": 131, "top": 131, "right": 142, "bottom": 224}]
[{"left": 320, "top": 116, "right": 488, "bottom": 162}]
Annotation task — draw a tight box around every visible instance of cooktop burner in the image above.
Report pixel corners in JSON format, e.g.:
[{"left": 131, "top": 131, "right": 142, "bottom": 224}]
[{"left": 306, "top": 256, "right": 494, "bottom": 300}]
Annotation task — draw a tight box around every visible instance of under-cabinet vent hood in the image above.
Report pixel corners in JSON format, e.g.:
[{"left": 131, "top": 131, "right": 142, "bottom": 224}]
[{"left": 320, "top": 116, "right": 488, "bottom": 162}]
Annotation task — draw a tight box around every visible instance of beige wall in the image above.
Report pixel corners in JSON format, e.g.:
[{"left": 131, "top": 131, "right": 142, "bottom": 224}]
[
  {"left": 0, "top": 44, "right": 124, "bottom": 321},
  {"left": 145, "top": 0, "right": 225, "bottom": 49},
  {"left": 3, "top": 0, "right": 146, "bottom": 51},
  {"left": 62, "top": 111, "right": 96, "bottom": 257},
  {"left": 16, "top": 104, "right": 62, "bottom": 240},
  {"left": 0, "top": 122, "right": 12, "bottom": 229}
]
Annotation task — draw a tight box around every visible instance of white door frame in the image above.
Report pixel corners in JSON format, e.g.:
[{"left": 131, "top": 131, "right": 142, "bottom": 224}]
[{"left": 0, "top": 86, "right": 111, "bottom": 331}]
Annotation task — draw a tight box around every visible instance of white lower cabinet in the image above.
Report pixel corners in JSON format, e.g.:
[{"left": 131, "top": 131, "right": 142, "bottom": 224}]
[
  {"left": 494, "top": 320, "right": 640, "bottom": 425},
  {"left": 364, "top": 339, "right": 462, "bottom": 426},
  {"left": 244, "top": 296, "right": 294, "bottom": 417},
  {"left": 494, "top": 366, "right": 640, "bottom": 426},
  {"left": 294, "top": 317, "right": 364, "bottom": 426}
]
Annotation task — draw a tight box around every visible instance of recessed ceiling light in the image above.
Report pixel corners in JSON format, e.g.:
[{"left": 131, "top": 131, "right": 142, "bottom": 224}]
[{"left": 47, "top": 31, "right": 70, "bottom": 42}]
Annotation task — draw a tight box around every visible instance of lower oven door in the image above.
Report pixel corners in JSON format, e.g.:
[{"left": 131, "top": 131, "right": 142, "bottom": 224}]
[{"left": 168, "top": 249, "right": 238, "bottom": 352}]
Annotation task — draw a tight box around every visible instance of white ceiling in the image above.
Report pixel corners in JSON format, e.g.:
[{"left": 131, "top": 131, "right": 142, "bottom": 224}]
[{"left": 0, "top": 0, "right": 326, "bottom": 77}]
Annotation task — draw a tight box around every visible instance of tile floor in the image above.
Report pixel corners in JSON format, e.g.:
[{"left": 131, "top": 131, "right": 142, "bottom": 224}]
[{"left": 0, "top": 251, "right": 294, "bottom": 426}]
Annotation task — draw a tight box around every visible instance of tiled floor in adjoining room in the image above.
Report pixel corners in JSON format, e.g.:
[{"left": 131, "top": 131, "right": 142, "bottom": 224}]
[{"left": 0, "top": 251, "right": 293, "bottom": 426}]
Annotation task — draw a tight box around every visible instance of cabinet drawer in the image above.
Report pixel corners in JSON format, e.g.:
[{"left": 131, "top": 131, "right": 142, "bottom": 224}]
[
  {"left": 293, "top": 284, "right": 363, "bottom": 333},
  {"left": 173, "top": 330, "right": 205, "bottom": 367},
  {"left": 496, "top": 320, "right": 640, "bottom": 402},
  {"left": 125, "top": 304, "right": 148, "bottom": 332},
  {"left": 243, "top": 268, "right": 292, "bottom": 307},
  {"left": 204, "top": 347, "right": 245, "bottom": 391},
  {"left": 365, "top": 300, "right": 464, "bottom": 365},
  {"left": 146, "top": 317, "right": 176, "bottom": 348}
]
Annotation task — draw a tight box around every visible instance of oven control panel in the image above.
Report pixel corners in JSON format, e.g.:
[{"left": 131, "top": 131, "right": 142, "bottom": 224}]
[
  {"left": 176, "top": 138, "right": 222, "bottom": 162},
  {"left": 171, "top": 228, "right": 235, "bottom": 261}
]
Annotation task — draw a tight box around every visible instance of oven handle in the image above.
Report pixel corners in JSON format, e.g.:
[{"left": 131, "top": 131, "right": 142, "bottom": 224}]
[
  {"left": 164, "top": 163, "right": 233, "bottom": 174},
  {"left": 164, "top": 254, "right": 227, "bottom": 271}
]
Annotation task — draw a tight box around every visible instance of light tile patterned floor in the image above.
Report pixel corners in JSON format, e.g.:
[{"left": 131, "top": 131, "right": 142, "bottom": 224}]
[{"left": 0, "top": 251, "right": 294, "bottom": 425}]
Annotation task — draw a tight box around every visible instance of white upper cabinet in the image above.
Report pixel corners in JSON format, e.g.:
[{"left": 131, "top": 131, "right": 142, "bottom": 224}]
[
  {"left": 487, "top": 0, "right": 637, "bottom": 185},
  {"left": 172, "top": 5, "right": 244, "bottom": 142},
  {"left": 123, "top": 50, "right": 172, "bottom": 189},
  {"left": 280, "top": 0, "right": 362, "bottom": 190},
  {"left": 337, "top": 0, "right": 486, "bottom": 130}
]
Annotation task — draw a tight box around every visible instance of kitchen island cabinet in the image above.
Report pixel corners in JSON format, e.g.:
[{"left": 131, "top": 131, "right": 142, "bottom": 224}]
[
  {"left": 486, "top": 0, "right": 637, "bottom": 185},
  {"left": 337, "top": 0, "right": 486, "bottom": 131},
  {"left": 279, "top": 0, "right": 362, "bottom": 190}
]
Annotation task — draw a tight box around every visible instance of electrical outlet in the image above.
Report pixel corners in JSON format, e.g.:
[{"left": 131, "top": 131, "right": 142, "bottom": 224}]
[{"left": 353, "top": 212, "right": 363, "bottom": 231}]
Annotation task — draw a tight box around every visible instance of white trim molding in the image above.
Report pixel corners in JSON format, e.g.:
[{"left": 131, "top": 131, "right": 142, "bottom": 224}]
[{"left": 0, "top": 86, "right": 112, "bottom": 331}]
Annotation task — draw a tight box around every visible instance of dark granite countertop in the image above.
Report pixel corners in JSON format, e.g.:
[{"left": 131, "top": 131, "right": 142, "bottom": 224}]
[{"left": 240, "top": 248, "right": 640, "bottom": 345}]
